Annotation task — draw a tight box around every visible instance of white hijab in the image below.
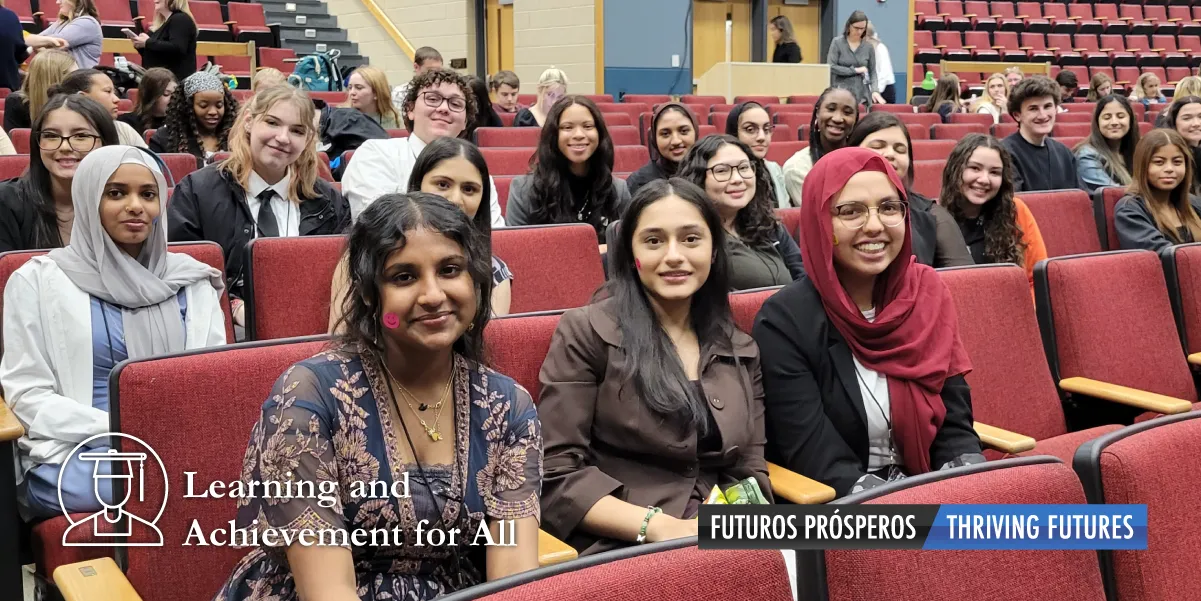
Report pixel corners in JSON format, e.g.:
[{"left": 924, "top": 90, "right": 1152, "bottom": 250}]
[{"left": 47, "top": 146, "right": 224, "bottom": 358}]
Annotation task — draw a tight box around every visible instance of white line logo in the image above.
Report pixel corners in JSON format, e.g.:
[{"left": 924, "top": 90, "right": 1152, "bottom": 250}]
[{"left": 59, "top": 433, "right": 167, "bottom": 547}]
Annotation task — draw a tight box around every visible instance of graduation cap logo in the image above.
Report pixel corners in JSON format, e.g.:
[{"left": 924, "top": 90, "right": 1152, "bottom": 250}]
[{"left": 60, "top": 433, "right": 168, "bottom": 547}]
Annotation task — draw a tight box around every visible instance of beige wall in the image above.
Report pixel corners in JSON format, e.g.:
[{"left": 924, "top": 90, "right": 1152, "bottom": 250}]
[
  {"left": 513, "top": 0, "right": 597, "bottom": 95},
  {"left": 323, "top": 0, "right": 410, "bottom": 87}
]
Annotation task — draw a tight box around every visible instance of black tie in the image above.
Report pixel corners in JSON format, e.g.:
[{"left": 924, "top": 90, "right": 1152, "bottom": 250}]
[{"left": 256, "top": 189, "right": 280, "bottom": 238}]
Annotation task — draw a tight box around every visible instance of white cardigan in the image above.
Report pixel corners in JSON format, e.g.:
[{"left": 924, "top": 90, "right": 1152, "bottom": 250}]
[{"left": 0, "top": 256, "right": 226, "bottom": 480}]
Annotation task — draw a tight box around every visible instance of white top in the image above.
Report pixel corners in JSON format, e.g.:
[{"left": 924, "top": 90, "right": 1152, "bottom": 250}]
[
  {"left": 340, "top": 134, "right": 506, "bottom": 227},
  {"left": 115, "top": 120, "right": 148, "bottom": 149},
  {"left": 874, "top": 41, "right": 895, "bottom": 91},
  {"left": 852, "top": 307, "right": 899, "bottom": 470},
  {"left": 247, "top": 170, "right": 300, "bottom": 237},
  {"left": 976, "top": 102, "right": 1002, "bottom": 124}
]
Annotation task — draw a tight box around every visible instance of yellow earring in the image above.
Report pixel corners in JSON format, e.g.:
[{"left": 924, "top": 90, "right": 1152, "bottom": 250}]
[{"left": 833, "top": 235, "right": 839, "bottom": 246}]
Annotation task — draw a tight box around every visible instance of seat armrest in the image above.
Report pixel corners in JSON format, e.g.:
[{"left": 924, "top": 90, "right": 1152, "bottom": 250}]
[
  {"left": 1188, "top": 352, "right": 1201, "bottom": 366},
  {"left": 0, "top": 397, "right": 22, "bottom": 443},
  {"left": 964, "top": 13, "right": 977, "bottom": 18},
  {"left": 54, "top": 558, "right": 143, "bottom": 601},
  {"left": 1059, "top": 377, "right": 1194, "bottom": 414},
  {"left": 224, "top": 20, "right": 236, "bottom": 25},
  {"left": 767, "top": 462, "right": 836, "bottom": 504},
  {"left": 1067, "top": 16, "right": 1081, "bottom": 20},
  {"left": 537, "top": 529, "right": 576, "bottom": 566},
  {"left": 1151, "top": 47, "right": 1165, "bottom": 51},
  {"left": 1047, "top": 46, "right": 1060, "bottom": 51},
  {"left": 132, "top": 15, "right": 143, "bottom": 21},
  {"left": 974, "top": 422, "right": 1036, "bottom": 454},
  {"left": 963, "top": 45, "right": 976, "bottom": 49}
]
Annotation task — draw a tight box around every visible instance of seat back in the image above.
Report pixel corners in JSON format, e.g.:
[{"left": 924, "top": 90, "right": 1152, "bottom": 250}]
[
  {"left": 614, "top": 145, "right": 650, "bottom": 173},
  {"left": 0, "top": 250, "right": 46, "bottom": 350},
  {"left": 245, "top": 235, "right": 346, "bottom": 340},
  {"left": 729, "top": 287, "right": 781, "bottom": 335},
  {"left": 911, "top": 140, "right": 957, "bottom": 161},
  {"left": 775, "top": 207, "right": 800, "bottom": 242},
  {"left": 188, "top": 0, "right": 224, "bottom": 26},
  {"left": 941, "top": 265, "right": 1067, "bottom": 440},
  {"left": 1093, "top": 186, "right": 1124, "bottom": 250},
  {"left": 765, "top": 141, "right": 806, "bottom": 166},
  {"left": 1163, "top": 243, "right": 1201, "bottom": 356},
  {"left": 158, "top": 153, "right": 200, "bottom": 184},
  {"left": 912, "top": 160, "right": 943, "bottom": 198},
  {"left": 0, "top": 154, "right": 27, "bottom": 179},
  {"left": 484, "top": 311, "right": 563, "bottom": 402},
  {"left": 481, "top": 147, "right": 535, "bottom": 176},
  {"left": 111, "top": 337, "right": 329, "bottom": 601},
  {"left": 1020, "top": 189, "right": 1103, "bottom": 257},
  {"left": 492, "top": 225, "right": 605, "bottom": 313},
  {"left": 1034, "top": 250, "right": 1197, "bottom": 401},
  {"left": 10, "top": 129, "right": 29, "bottom": 153},
  {"left": 169, "top": 241, "right": 235, "bottom": 343}
]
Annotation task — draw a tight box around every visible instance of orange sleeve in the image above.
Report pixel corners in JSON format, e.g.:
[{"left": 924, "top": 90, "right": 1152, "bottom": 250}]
[{"left": 1014, "top": 197, "right": 1049, "bottom": 290}]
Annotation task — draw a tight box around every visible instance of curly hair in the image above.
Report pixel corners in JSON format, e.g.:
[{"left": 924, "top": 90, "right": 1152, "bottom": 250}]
[
  {"left": 400, "top": 68, "right": 476, "bottom": 133},
  {"left": 160, "top": 81, "right": 239, "bottom": 156},
  {"left": 525, "top": 95, "right": 619, "bottom": 236},
  {"left": 677, "top": 134, "right": 780, "bottom": 249},
  {"left": 939, "top": 134, "right": 1027, "bottom": 266}
]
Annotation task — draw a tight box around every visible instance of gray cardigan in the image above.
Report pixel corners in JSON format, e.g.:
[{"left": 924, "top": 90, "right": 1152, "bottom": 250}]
[
  {"left": 827, "top": 36, "right": 877, "bottom": 107},
  {"left": 1115, "top": 193, "right": 1201, "bottom": 252},
  {"left": 505, "top": 174, "right": 631, "bottom": 243}
]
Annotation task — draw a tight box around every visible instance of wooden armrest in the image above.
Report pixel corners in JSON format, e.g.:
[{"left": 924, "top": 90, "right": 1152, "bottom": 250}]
[
  {"left": 1117, "top": 17, "right": 1134, "bottom": 22},
  {"left": 1151, "top": 47, "right": 1165, "bottom": 52},
  {"left": 1169, "top": 18, "right": 1183, "bottom": 22},
  {"left": 989, "top": 13, "right": 1002, "bottom": 18},
  {"left": 537, "top": 529, "right": 576, "bottom": 566},
  {"left": 1074, "top": 47, "right": 1087, "bottom": 51},
  {"left": 0, "top": 395, "right": 22, "bottom": 443},
  {"left": 964, "top": 13, "right": 977, "bottom": 17},
  {"left": 1019, "top": 46, "right": 1034, "bottom": 50},
  {"left": 132, "top": 15, "right": 144, "bottom": 20},
  {"left": 1059, "top": 377, "right": 1193, "bottom": 414},
  {"left": 974, "top": 422, "right": 1036, "bottom": 454},
  {"left": 1097, "top": 16, "right": 1109, "bottom": 21},
  {"left": 224, "top": 20, "right": 236, "bottom": 25},
  {"left": 1100, "top": 47, "right": 1115, "bottom": 52},
  {"left": 1047, "top": 46, "right": 1060, "bottom": 51},
  {"left": 1016, "top": 14, "right": 1030, "bottom": 18},
  {"left": 32, "top": 10, "right": 42, "bottom": 16},
  {"left": 963, "top": 45, "right": 976, "bottom": 49},
  {"left": 992, "top": 45, "right": 1005, "bottom": 49},
  {"left": 767, "top": 462, "right": 836, "bottom": 504},
  {"left": 934, "top": 45, "right": 947, "bottom": 49},
  {"left": 936, "top": 12, "right": 950, "bottom": 17},
  {"left": 1187, "top": 352, "right": 1201, "bottom": 366},
  {"left": 54, "top": 558, "right": 142, "bottom": 601},
  {"left": 1067, "top": 16, "right": 1081, "bottom": 20}
]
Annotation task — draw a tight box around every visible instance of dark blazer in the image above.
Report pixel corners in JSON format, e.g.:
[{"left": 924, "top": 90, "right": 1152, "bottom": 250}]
[
  {"left": 772, "top": 41, "right": 801, "bottom": 64},
  {"left": 0, "top": 7, "right": 28, "bottom": 92},
  {"left": 751, "top": 274, "right": 981, "bottom": 498},
  {"left": 540, "top": 298, "right": 770, "bottom": 556},
  {"left": 1114, "top": 193, "right": 1201, "bottom": 252},
  {"left": 0, "top": 179, "right": 58, "bottom": 252},
  {"left": 4, "top": 93, "right": 29, "bottom": 132},
  {"left": 137, "top": 10, "right": 198, "bottom": 84}
]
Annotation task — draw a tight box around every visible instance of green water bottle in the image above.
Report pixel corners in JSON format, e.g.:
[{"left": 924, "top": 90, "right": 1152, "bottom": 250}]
[{"left": 921, "top": 71, "right": 937, "bottom": 91}]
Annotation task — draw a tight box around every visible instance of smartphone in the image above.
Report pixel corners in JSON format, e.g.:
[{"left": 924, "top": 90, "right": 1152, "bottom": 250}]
[{"left": 120, "top": 28, "right": 136, "bottom": 38}]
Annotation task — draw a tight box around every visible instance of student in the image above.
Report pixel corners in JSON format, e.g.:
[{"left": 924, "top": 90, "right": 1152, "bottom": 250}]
[
  {"left": 1055, "top": 71, "right": 1079, "bottom": 104},
  {"left": 849, "top": 112, "right": 974, "bottom": 268},
  {"left": 827, "top": 11, "right": 882, "bottom": 107},
  {"left": 0, "top": 146, "right": 226, "bottom": 519},
  {"left": 506, "top": 96, "right": 631, "bottom": 244},
  {"left": 131, "top": 0, "right": 198, "bottom": 84},
  {"left": 118, "top": 67, "right": 176, "bottom": 135},
  {"left": 1074, "top": 94, "right": 1139, "bottom": 193},
  {"left": 770, "top": 15, "right": 801, "bottom": 63},
  {"left": 345, "top": 65, "right": 401, "bottom": 129},
  {"left": 1173, "top": 77, "right": 1201, "bottom": 104},
  {"left": 0, "top": 95, "right": 117, "bottom": 252},
  {"left": 168, "top": 85, "right": 350, "bottom": 319},
  {"left": 0, "top": 1, "right": 28, "bottom": 92},
  {"left": 51, "top": 69, "right": 148, "bottom": 147},
  {"left": 940, "top": 134, "right": 1047, "bottom": 288},
  {"left": 467, "top": 75, "right": 503, "bottom": 135},
  {"left": 1000, "top": 76, "right": 1082, "bottom": 192},
  {"left": 1115, "top": 129, "right": 1201, "bottom": 251},
  {"left": 250, "top": 67, "right": 286, "bottom": 91},
  {"left": 782, "top": 87, "right": 859, "bottom": 203},
  {"left": 725, "top": 101, "right": 791, "bottom": 208},
  {"left": 678, "top": 135, "right": 804, "bottom": 289},
  {"left": 490, "top": 69, "right": 523, "bottom": 113},
  {"left": 1165, "top": 96, "right": 1201, "bottom": 193},
  {"left": 25, "top": 0, "right": 101, "bottom": 68},
  {"left": 514, "top": 67, "right": 569, "bottom": 128},
  {"left": 867, "top": 22, "right": 895, "bottom": 105},
  {"left": 148, "top": 71, "right": 239, "bottom": 160},
  {"left": 625, "top": 103, "right": 699, "bottom": 197},
  {"left": 391, "top": 46, "right": 443, "bottom": 109},
  {"left": 1131, "top": 72, "right": 1168, "bottom": 106},
  {"left": 972, "top": 73, "right": 1009, "bottom": 125},
  {"left": 1003, "top": 66, "right": 1023, "bottom": 90},
  {"left": 924, "top": 74, "right": 966, "bottom": 123},
  {"left": 752, "top": 147, "right": 984, "bottom": 498},
  {"left": 4, "top": 50, "right": 76, "bottom": 132},
  {"left": 1086, "top": 73, "right": 1114, "bottom": 103},
  {"left": 540, "top": 178, "right": 770, "bottom": 555},
  {"left": 341, "top": 68, "right": 504, "bottom": 225},
  {"left": 215, "top": 193, "right": 541, "bottom": 600}
]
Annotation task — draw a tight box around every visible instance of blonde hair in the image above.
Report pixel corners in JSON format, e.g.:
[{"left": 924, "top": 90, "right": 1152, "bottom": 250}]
[
  {"left": 536, "top": 67, "right": 569, "bottom": 99},
  {"left": 344, "top": 66, "right": 399, "bottom": 127},
  {"left": 21, "top": 50, "right": 77, "bottom": 121},
  {"left": 1133, "top": 72, "right": 1163, "bottom": 101},
  {"left": 152, "top": 0, "right": 192, "bottom": 28},
  {"left": 1174, "top": 76, "right": 1201, "bottom": 102},
  {"left": 1086, "top": 73, "right": 1113, "bottom": 102},
  {"left": 973, "top": 73, "right": 1009, "bottom": 111},
  {"left": 221, "top": 86, "right": 319, "bottom": 202},
  {"left": 251, "top": 67, "right": 287, "bottom": 91}
]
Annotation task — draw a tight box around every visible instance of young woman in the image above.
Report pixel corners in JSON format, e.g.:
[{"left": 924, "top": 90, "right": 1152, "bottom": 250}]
[
  {"left": 540, "top": 177, "right": 770, "bottom": 555},
  {"left": 625, "top": 102, "right": 699, "bottom": 197},
  {"left": 216, "top": 193, "right": 541, "bottom": 600},
  {"left": 513, "top": 67, "right": 568, "bottom": 128},
  {"left": 0, "top": 146, "right": 226, "bottom": 519},
  {"left": 250, "top": 67, "right": 286, "bottom": 91},
  {"left": 867, "top": 22, "right": 896, "bottom": 105},
  {"left": 467, "top": 75, "right": 503, "bottom": 135},
  {"left": 678, "top": 135, "right": 804, "bottom": 289},
  {"left": 345, "top": 65, "right": 401, "bottom": 129},
  {"left": 131, "top": 0, "right": 197, "bottom": 84},
  {"left": 1132, "top": 72, "right": 1168, "bottom": 106},
  {"left": 1004, "top": 66, "right": 1023, "bottom": 90},
  {"left": 752, "top": 147, "right": 984, "bottom": 498},
  {"left": 119, "top": 67, "right": 176, "bottom": 135},
  {"left": 939, "top": 134, "right": 1047, "bottom": 288},
  {"left": 827, "top": 11, "right": 883, "bottom": 107},
  {"left": 972, "top": 73, "right": 1008, "bottom": 124},
  {"left": 1086, "top": 72, "right": 1114, "bottom": 102},
  {"left": 726, "top": 101, "right": 791, "bottom": 208},
  {"left": 1115, "top": 129, "right": 1201, "bottom": 251},
  {"left": 505, "top": 96, "right": 632, "bottom": 245},
  {"left": 770, "top": 15, "right": 801, "bottom": 63},
  {"left": 924, "top": 74, "right": 965, "bottom": 123},
  {"left": 1166, "top": 96, "right": 1201, "bottom": 193},
  {"left": 849, "top": 112, "right": 974, "bottom": 268},
  {"left": 1074, "top": 94, "right": 1140, "bottom": 193},
  {"left": 782, "top": 86, "right": 859, "bottom": 203},
  {"left": 4, "top": 49, "right": 76, "bottom": 132},
  {"left": 148, "top": 71, "right": 239, "bottom": 160},
  {"left": 0, "top": 96, "right": 117, "bottom": 252},
  {"left": 25, "top": 0, "right": 101, "bottom": 69},
  {"left": 168, "top": 85, "right": 349, "bottom": 322},
  {"left": 51, "top": 69, "right": 148, "bottom": 147},
  {"left": 1174, "top": 77, "right": 1201, "bottom": 103}
]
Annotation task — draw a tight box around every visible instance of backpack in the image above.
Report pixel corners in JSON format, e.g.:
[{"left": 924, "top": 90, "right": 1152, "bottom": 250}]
[{"left": 290, "top": 49, "right": 343, "bottom": 92}]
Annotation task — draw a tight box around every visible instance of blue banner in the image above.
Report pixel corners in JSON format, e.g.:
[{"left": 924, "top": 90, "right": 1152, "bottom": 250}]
[{"left": 924, "top": 504, "right": 1147, "bottom": 550}]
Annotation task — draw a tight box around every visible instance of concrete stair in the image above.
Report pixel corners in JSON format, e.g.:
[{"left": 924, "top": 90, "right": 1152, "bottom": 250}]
[{"left": 263, "top": 0, "right": 368, "bottom": 72}]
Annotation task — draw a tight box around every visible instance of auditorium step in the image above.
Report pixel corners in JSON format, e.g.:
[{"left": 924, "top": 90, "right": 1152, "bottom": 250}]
[
  {"left": 267, "top": 11, "right": 340, "bottom": 29},
  {"left": 279, "top": 25, "right": 348, "bottom": 43},
  {"left": 262, "top": 0, "right": 370, "bottom": 76}
]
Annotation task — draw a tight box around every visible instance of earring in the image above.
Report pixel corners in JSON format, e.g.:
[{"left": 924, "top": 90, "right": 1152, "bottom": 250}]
[
  {"left": 833, "top": 234, "right": 839, "bottom": 246},
  {"left": 467, "top": 322, "right": 475, "bottom": 332},
  {"left": 635, "top": 259, "right": 642, "bottom": 270}
]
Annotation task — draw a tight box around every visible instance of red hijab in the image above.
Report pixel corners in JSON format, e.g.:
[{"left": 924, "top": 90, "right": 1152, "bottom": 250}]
[{"left": 799, "top": 147, "right": 971, "bottom": 476}]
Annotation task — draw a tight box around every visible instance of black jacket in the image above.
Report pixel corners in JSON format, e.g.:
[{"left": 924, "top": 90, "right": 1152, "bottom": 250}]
[
  {"left": 0, "top": 179, "right": 59, "bottom": 252},
  {"left": 137, "top": 11, "right": 198, "bottom": 84},
  {"left": 167, "top": 165, "right": 351, "bottom": 298},
  {"left": 751, "top": 274, "right": 982, "bottom": 497},
  {"left": 772, "top": 41, "right": 801, "bottom": 64},
  {"left": 1114, "top": 193, "right": 1201, "bottom": 252},
  {"left": 4, "top": 93, "right": 29, "bottom": 133},
  {"left": 0, "top": 8, "right": 28, "bottom": 93}
]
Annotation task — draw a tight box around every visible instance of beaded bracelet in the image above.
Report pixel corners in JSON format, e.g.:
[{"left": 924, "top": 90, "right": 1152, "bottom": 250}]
[{"left": 636, "top": 506, "right": 662, "bottom": 544}]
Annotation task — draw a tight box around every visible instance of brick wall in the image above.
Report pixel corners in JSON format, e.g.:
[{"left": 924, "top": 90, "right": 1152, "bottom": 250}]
[{"left": 513, "top": 0, "right": 597, "bottom": 95}]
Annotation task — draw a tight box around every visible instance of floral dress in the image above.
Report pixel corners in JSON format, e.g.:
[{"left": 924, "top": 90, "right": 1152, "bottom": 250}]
[{"left": 213, "top": 348, "right": 542, "bottom": 601}]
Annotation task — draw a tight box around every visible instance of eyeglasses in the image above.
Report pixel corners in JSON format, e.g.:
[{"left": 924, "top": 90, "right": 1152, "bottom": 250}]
[
  {"left": 708, "top": 162, "right": 756, "bottom": 182},
  {"left": 740, "top": 124, "right": 774, "bottom": 136},
  {"left": 38, "top": 132, "right": 101, "bottom": 152},
  {"left": 420, "top": 91, "right": 467, "bottom": 113},
  {"left": 833, "top": 200, "right": 909, "bottom": 229}
]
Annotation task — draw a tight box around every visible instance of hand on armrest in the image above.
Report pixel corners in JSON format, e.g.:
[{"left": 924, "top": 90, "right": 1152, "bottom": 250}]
[
  {"left": 0, "top": 397, "right": 23, "bottom": 442},
  {"left": 54, "top": 558, "right": 143, "bottom": 601},
  {"left": 767, "top": 462, "right": 836, "bottom": 504},
  {"left": 974, "top": 422, "right": 1036, "bottom": 454},
  {"left": 537, "top": 529, "right": 576, "bottom": 567},
  {"left": 1059, "top": 377, "right": 1193, "bottom": 414}
]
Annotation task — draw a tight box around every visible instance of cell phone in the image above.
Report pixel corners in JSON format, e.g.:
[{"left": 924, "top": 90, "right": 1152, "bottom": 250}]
[{"left": 120, "top": 28, "right": 136, "bottom": 38}]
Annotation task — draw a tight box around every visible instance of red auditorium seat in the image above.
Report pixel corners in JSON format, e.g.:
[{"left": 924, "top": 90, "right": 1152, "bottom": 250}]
[
  {"left": 474, "top": 126, "right": 639, "bottom": 148},
  {"left": 1014, "top": 1, "right": 1050, "bottom": 33},
  {"left": 1118, "top": 5, "right": 1153, "bottom": 37},
  {"left": 1054, "top": 112, "right": 1091, "bottom": 123},
  {"left": 1093, "top": 186, "right": 1124, "bottom": 250},
  {"left": 1161, "top": 243, "right": 1201, "bottom": 362},
  {"left": 1179, "top": 36, "right": 1201, "bottom": 68},
  {"left": 499, "top": 112, "right": 516, "bottom": 127},
  {"left": 614, "top": 146, "right": 649, "bottom": 173},
  {"left": 1054, "top": 122, "right": 1092, "bottom": 138},
  {"left": 517, "top": 94, "right": 536, "bottom": 106},
  {"left": 775, "top": 208, "right": 800, "bottom": 242},
  {"left": 258, "top": 47, "right": 296, "bottom": 71},
  {"left": 621, "top": 94, "right": 671, "bottom": 105},
  {"left": 897, "top": 113, "right": 940, "bottom": 128},
  {"left": 386, "top": 128, "right": 408, "bottom": 138},
  {"left": 482, "top": 148, "right": 535, "bottom": 176},
  {"left": 914, "top": 0, "right": 944, "bottom": 31},
  {"left": 948, "top": 113, "right": 993, "bottom": 127},
  {"left": 729, "top": 287, "right": 782, "bottom": 335},
  {"left": 309, "top": 91, "right": 349, "bottom": 105},
  {"left": 962, "top": 1, "right": 995, "bottom": 32},
  {"left": 226, "top": 2, "right": 273, "bottom": 44},
  {"left": 911, "top": 160, "right": 944, "bottom": 198},
  {"left": 7, "top": 0, "right": 35, "bottom": 29},
  {"left": 992, "top": 122, "right": 1019, "bottom": 138},
  {"left": 1019, "top": 33, "right": 1055, "bottom": 62},
  {"left": 1047, "top": 33, "right": 1083, "bottom": 65},
  {"left": 710, "top": 103, "right": 738, "bottom": 114},
  {"left": 168, "top": 241, "right": 236, "bottom": 342},
  {"left": 911, "top": 140, "right": 956, "bottom": 161},
  {"left": 244, "top": 234, "right": 345, "bottom": 340},
  {"left": 215, "top": 55, "right": 252, "bottom": 78},
  {"left": 494, "top": 175, "right": 513, "bottom": 215},
  {"left": 990, "top": 31, "right": 1027, "bottom": 62},
  {"left": 989, "top": 1, "right": 1023, "bottom": 33},
  {"left": 679, "top": 95, "right": 724, "bottom": 108},
  {"left": 935, "top": 0, "right": 971, "bottom": 32},
  {"left": 709, "top": 112, "right": 730, "bottom": 132},
  {"left": 159, "top": 153, "right": 200, "bottom": 183},
  {"left": 94, "top": 0, "right": 135, "bottom": 34},
  {"left": 492, "top": 225, "right": 605, "bottom": 314},
  {"left": 1143, "top": 5, "right": 1173, "bottom": 35},
  {"left": 600, "top": 112, "right": 632, "bottom": 127},
  {"left": 0, "top": 250, "right": 48, "bottom": 350},
  {"left": 914, "top": 30, "right": 940, "bottom": 63},
  {"left": 932, "top": 123, "right": 988, "bottom": 139},
  {"left": 786, "top": 95, "right": 820, "bottom": 105},
  {"left": 963, "top": 30, "right": 999, "bottom": 61},
  {"left": 1035, "top": 250, "right": 1198, "bottom": 425},
  {"left": 581, "top": 94, "right": 614, "bottom": 103},
  {"left": 0, "top": 155, "right": 27, "bottom": 180},
  {"left": 936, "top": 30, "right": 972, "bottom": 61},
  {"left": 765, "top": 141, "right": 806, "bottom": 166},
  {"left": 1020, "top": 189, "right": 1102, "bottom": 258},
  {"left": 1168, "top": 7, "right": 1201, "bottom": 38},
  {"left": 773, "top": 113, "right": 808, "bottom": 139},
  {"left": 733, "top": 95, "right": 778, "bottom": 106},
  {"left": 186, "top": 1, "right": 233, "bottom": 42},
  {"left": 1100, "top": 34, "right": 1137, "bottom": 67},
  {"left": 1092, "top": 4, "right": 1128, "bottom": 36},
  {"left": 872, "top": 104, "right": 917, "bottom": 114},
  {"left": 1067, "top": 4, "right": 1102, "bottom": 36},
  {"left": 1151, "top": 36, "right": 1189, "bottom": 68},
  {"left": 10, "top": 128, "right": 29, "bottom": 154},
  {"left": 1074, "top": 34, "right": 1110, "bottom": 67},
  {"left": 484, "top": 311, "right": 563, "bottom": 401},
  {"left": 1124, "top": 35, "right": 1164, "bottom": 67}
]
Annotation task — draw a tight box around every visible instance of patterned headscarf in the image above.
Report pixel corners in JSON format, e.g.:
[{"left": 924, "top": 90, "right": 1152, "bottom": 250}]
[{"left": 182, "top": 71, "right": 226, "bottom": 98}]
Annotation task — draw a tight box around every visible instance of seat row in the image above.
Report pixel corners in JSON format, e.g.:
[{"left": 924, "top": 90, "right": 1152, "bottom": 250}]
[
  {"left": 915, "top": 31, "right": 1201, "bottom": 68},
  {"left": 916, "top": 0, "right": 1201, "bottom": 36}
]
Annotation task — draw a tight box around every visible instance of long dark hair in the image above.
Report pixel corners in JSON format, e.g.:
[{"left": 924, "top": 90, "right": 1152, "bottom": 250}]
[
  {"left": 1074, "top": 94, "right": 1139, "bottom": 187},
  {"left": 809, "top": 86, "right": 858, "bottom": 163},
  {"left": 466, "top": 75, "right": 502, "bottom": 134},
  {"left": 134, "top": 68, "right": 176, "bottom": 131},
  {"left": 526, "top": 95, "right": 619, "bottom": 231},
  {"left": 848, "top": 111, "right": 915, "bottom": 186},
  {"left": 406, "top": 136, "right": 495, "bottom": 237},
  {"left": 337, "top": 192, "right": 493, "bottom": 362},
  {"left": 649, "top": 102, "right": 700, "bottom": 172},
  {"left": 1127, "top": 128, "right": 1201, "bottom": 243},
  {"left": 939, "top": 133, "right": 1027, "bottom": 265},
  {"left": 1167, "top": 96, "right": 1201, "bottom": 192},
  {"left": 160, "top": 80, "right": 239, "bottom": 156},
  {"left": 607, "top": 178, "right": 733, "bottom": 434},
  {"left": 677, "top": 134, "right": 780, "bottom": 249},
  {"left": 25, "top": 94, "right": 119, "bottom": 249},
  {"left": 724, "top": 101, "right": 767, "bottom": 138}
]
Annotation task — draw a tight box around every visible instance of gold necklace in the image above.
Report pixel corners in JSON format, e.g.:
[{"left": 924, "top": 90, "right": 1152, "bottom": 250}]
[{"left": 385, "top": 364, "right": 453, "bottom": 442}]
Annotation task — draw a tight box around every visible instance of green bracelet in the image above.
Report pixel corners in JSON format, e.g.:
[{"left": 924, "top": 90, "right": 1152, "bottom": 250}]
[{"left": 637, "top": 506, "right": 662, "bottom": 544}]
